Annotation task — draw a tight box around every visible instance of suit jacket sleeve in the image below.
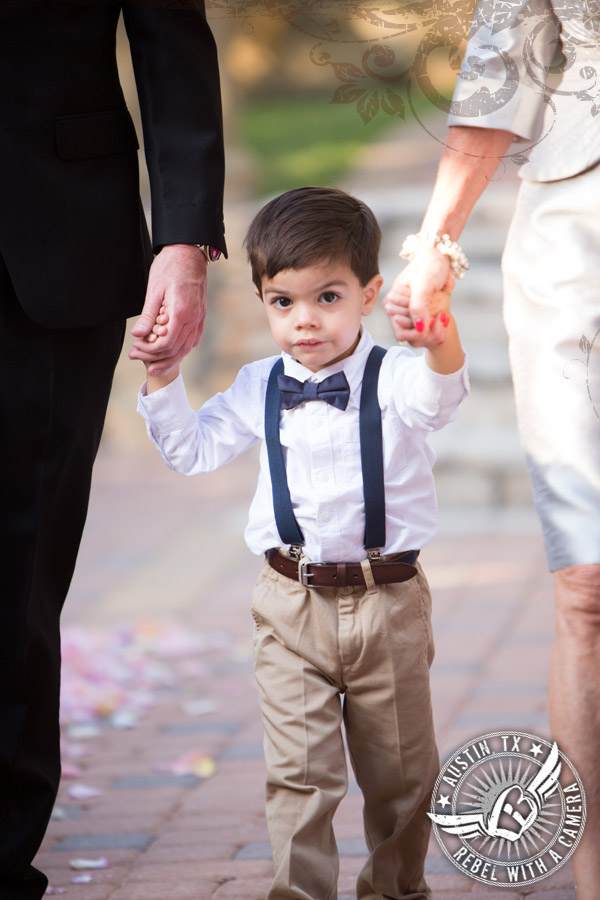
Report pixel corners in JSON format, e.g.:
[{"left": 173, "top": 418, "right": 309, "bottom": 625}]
[
  {"left": 123, "top": 1, "right": 226, "bottom": 254},
  {"left": 447, "top": 0, "right": 559, "bottom": 141}
]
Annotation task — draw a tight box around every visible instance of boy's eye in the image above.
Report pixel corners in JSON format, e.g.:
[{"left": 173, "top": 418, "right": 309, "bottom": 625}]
[
  {"left": 272, "top": 296, "right": 292, "bottom": 309},
  {"left": 320, "top": 292, "right": 339, "bottom": 304}
]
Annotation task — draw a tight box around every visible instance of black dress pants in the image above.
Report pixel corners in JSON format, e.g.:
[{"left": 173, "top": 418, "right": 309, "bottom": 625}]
[{"left": 0, "top": 255, "right": 125, "bottom": 899}]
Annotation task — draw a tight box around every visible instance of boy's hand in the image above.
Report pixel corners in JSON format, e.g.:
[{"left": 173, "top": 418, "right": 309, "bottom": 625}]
[
  {"left": 143, "top": 306, "right": 181, "bottom": 393},
  {"left": 146, "top": 305, "right": 169, "bottom": 344},
  {"left": 383, "top": 275, "right": 454, "bottom": 348}
]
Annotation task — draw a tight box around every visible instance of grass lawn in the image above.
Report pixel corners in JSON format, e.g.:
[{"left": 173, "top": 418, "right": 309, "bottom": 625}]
[{"left": 239, "top": 92, "right": 406, "bottom": 197}]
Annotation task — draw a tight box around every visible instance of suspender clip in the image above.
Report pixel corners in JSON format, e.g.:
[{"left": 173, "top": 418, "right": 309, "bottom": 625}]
[
  {"left": 288, "top": 544, "right": 303, "bottom": 561},
  {"left": 367, "top": 549, "right": 381, "bottom": 562}
]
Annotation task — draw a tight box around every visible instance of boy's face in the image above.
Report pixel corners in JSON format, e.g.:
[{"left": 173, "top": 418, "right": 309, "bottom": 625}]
[{"left": 259, "top": 261, "right": 383, "bottom": 372}]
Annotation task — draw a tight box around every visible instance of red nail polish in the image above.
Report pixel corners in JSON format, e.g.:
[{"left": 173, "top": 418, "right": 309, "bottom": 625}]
[
  {"left": 429, "top": 317, "right": 436, "bottom": 329},
  {"left": 441, "top": 313, "right": 450, "bottom": 327},
  {"left": 415, "top": 319, "right": 424, "bottom": 333}
]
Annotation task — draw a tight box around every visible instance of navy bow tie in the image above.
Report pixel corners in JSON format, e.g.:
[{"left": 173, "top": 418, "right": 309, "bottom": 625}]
[{"left": 277, "top": 371, "right": 350, "bottom": 411}]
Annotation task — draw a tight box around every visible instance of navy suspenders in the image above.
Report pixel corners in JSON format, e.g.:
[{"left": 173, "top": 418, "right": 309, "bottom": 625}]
[
  {"left": 359, "top": 345, "right": 387, "bottom": 552},
  {"left": 264, "top": 345, "right": 388, "bottom": 556},
  {"left": 264, "top": 357, "right": 305, "bottom": 548}
]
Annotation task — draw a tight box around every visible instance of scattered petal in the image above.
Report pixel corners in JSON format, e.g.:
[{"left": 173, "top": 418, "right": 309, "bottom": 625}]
[
  {"left": 69, "top": 856, "right": 109, "bottom": 870},
  {"left": 45, "top": 887, "right": 67, "bottom": 895},
  {"left": 181, "top": 699, "right": 217, "bottom": 717},
  {"left": 67, "top": 783, "right": 102, "bottom": 800},
  {"left": 61, "top": 741, "right": 88, "bottom": 759},
  {"left": 67, "top": 724, "right": 101, "bottom": 741},
  {"left": 60, "top": 622, "right": 236, "bottom": 741},
  {"left": 71, "top": 873, "right": 93, "bottom": 883},
  {"left": 170, "top": 750, "right": 216, "bottom": 778},
  {"left": 62, "top": 763, "right": 82, "bottom": 778},
  {"left": 109, "top": 709, "right": 140, "bottom": 729},
  {"left": 191, "top": 756, "right": 216, "bottom": 778}
]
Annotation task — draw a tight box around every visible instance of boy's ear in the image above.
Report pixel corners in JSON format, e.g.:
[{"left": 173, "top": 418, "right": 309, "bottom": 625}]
[
  {"left": 255, "top": 286, "right": 264, "bottom": 302},
  {"left": 362, "top": 274, "right": 384, "bottom": 316}
]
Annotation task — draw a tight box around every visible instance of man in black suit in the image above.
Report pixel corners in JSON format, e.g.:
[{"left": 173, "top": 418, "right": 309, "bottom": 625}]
[{"left": 0, "top": 1, "right": 226, "bottom": 896}]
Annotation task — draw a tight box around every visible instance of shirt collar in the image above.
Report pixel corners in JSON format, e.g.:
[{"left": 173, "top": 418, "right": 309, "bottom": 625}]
[{"left": 281, "top": 327, "right": 374, "bottom": 397}]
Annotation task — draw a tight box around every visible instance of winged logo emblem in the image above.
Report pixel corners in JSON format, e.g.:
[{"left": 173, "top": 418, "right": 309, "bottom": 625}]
[{"left": 429, "top": 742, "right": 562, "bottom": 843}]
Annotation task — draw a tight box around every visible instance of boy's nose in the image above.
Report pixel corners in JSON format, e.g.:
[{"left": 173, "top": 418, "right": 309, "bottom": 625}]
[{"left": 294, "top": 303, "right": 318, "bottom": 328}]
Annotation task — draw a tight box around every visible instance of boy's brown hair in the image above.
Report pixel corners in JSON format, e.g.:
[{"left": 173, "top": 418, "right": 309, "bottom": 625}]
[{"left": 245, "top": 186, "right": 381, "bottom": 292}]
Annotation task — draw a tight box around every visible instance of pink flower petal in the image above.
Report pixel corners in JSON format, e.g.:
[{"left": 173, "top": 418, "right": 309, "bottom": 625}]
[
  {"left": 67, "top": 783, "right": 102, "bottom": 800},
  {"left": 69, "top": 856, "right": 109, "bottom": 870}
]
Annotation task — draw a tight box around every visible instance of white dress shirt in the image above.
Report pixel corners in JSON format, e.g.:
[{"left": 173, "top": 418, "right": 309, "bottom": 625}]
[{"left": 137, "top": 328, "right": 469, "bottom": 562}]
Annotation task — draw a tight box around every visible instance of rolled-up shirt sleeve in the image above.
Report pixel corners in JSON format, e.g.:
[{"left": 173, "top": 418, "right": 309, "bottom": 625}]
[{"left": 447, "top": 0, "right": 559, "bottom": 141}]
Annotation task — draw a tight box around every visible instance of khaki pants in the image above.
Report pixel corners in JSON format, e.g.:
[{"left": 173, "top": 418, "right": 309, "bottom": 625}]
[{"left": 251, "top": 557, "right": 438, "bottom": 900}]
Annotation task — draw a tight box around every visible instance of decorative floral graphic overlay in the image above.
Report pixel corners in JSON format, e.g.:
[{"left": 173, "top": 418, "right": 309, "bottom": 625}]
[
  {"left": 565, "top": 328, "right": 600, "bottom": 419},
  {"left": 206, "top": 0, "right": 600, "bottom": 142}
]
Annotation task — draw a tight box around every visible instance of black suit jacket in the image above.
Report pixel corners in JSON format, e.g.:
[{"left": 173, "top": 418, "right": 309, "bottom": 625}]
[{"left": 0, "top": 0, "right": 226, "bottom": 328}]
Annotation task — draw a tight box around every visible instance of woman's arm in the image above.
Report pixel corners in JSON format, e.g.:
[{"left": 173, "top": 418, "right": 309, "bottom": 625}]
[{"left": 383, "top": 126, "right": 514, "bottom": 345}]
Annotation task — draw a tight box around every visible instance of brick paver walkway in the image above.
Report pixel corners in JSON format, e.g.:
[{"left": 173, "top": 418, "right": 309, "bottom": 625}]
[{"left": 34, "top": 445, "right": 571, "bottom": 899}]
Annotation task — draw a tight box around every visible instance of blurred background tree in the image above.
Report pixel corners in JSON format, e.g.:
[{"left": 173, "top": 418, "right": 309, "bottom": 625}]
[
  {"left": 118, "top": 2, "right": 472, "bottom": 200},
  {"left": 209, "top": 0, "right": 470, "bottom": 195}
]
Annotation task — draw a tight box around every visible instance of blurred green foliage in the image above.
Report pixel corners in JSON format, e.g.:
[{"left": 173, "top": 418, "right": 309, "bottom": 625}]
[{"left": 239, "top": 93, "right": 401, "bottom": 197}]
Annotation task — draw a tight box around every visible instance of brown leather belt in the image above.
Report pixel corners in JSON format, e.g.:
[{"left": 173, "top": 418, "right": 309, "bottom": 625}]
[{"left": 265, "top": 548, "right": 419, "bottom": 588}]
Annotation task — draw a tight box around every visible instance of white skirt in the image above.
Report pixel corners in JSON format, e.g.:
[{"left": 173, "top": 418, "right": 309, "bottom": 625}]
[{"left": 502, "top": 162, "right": 600, "bottom": 570}]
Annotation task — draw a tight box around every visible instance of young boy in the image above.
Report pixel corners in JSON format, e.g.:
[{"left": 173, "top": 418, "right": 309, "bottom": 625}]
[{"left": 137, "top": 186, "right": 468, "bottom": 900}]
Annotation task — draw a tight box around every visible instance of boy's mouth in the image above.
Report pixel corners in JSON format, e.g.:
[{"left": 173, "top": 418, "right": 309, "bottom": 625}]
[{"left": 295, "top": 339, "right": 324, "bottom": 348}]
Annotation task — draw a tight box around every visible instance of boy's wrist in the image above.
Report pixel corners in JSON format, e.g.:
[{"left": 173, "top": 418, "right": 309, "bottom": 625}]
[
  {"left": 145, "top": 364, "right": 180, "bottom": 394},
  {"left": 424, "top": 317, "right": 465, "bottom": 375}
]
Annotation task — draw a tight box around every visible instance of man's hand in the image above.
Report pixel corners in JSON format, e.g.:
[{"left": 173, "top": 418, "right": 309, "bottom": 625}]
[
  {"left": 383, "top": 262, "right": 454, "bottom": 347},
  {"left": 129, "top": 244, "right": 208, "bottom": 376}
]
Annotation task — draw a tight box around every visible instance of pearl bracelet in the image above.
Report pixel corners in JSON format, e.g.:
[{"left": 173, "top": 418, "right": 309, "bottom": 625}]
[{"left": 400, "top": 230, "right": 470, "bottom": 280}]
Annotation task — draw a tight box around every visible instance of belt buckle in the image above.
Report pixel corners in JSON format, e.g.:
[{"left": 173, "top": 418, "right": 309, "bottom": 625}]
[{"left": 299, "top": 561, "right": 314, "bottom": 587}]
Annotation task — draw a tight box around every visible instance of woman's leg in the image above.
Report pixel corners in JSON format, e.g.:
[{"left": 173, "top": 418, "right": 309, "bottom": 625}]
[
  {"left": 503, "top": 168, "right": 600, "bottom": 897},
  {"left": 550, "top": 564, "right": 600, "bottom": 900}
]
